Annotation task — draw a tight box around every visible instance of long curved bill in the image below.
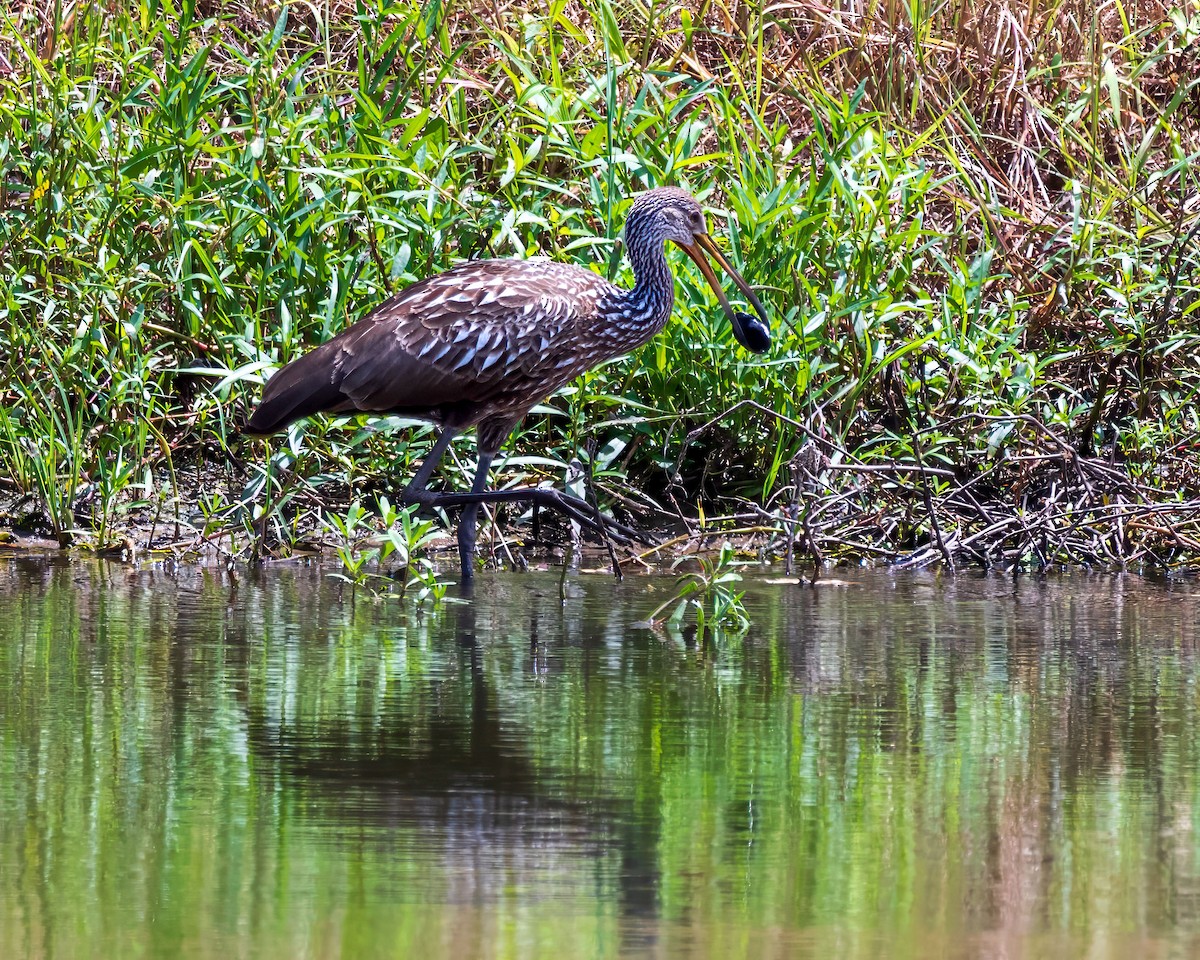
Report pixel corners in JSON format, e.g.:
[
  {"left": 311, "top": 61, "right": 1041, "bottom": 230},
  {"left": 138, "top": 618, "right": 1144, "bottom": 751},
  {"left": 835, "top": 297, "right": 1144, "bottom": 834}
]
[{"left": 677, "top": 234, "right": 772, "bottom": 353}]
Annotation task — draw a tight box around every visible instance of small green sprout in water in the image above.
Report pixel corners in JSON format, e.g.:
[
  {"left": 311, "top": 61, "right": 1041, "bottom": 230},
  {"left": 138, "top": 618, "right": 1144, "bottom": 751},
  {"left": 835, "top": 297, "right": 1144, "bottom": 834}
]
[
  {"left": 638, "top": 542, "right": 750, "bottom": 635},
  {"left": 325, "top": 496, "right": 449, "bottom": 602}
]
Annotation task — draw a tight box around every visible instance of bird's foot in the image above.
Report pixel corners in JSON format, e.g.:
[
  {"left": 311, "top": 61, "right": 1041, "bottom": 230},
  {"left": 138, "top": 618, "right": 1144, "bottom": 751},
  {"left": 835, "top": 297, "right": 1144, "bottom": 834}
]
[
  {"left": 427, "top": 487, "right": 646, "bottom": 545},
  {"left": 399, "top": 486, "right": 441, "bottom": 508}
]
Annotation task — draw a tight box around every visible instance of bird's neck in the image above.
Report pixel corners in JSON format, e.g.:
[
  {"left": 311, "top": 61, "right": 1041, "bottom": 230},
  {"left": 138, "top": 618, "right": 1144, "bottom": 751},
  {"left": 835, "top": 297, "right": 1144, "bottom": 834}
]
[{"left": 601, "top": 233, "right": 674, "bottom": 352}]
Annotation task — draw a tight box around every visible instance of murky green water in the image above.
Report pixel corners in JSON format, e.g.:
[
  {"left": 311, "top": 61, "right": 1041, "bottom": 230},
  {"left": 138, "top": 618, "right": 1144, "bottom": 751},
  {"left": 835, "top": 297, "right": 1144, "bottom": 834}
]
[{"left": 3, "top": 560, "right": 1200, "bottom": 958}]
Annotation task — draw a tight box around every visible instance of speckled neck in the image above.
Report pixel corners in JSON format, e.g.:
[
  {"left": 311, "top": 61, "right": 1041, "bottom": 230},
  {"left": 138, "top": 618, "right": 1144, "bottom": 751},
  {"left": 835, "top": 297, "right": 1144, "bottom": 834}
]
[{"left": 621, "top": 229, "right": 675, "bottom": 333}]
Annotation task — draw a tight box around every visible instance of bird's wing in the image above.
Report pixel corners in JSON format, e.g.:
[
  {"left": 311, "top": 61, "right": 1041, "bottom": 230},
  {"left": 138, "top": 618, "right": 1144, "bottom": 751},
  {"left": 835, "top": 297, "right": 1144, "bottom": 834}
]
[
  {"left": 330, "top": 260, "right": 607, "bottom": 413},
  {"left": 247, "top": 259, "right": 611, "bottom": 435}
]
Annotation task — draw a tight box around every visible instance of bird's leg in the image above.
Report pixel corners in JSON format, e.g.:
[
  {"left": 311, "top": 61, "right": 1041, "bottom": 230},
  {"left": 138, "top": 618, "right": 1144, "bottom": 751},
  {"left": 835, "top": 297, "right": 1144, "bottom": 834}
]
[
  {"left": 395, "top": 428, "right": 491, "bottom": 588},
  {"left": 400, "top": 428, "right": 459, "bottom": 504},
  {"left": 456, "top": 451, "right": 494, "bottom": 588}
]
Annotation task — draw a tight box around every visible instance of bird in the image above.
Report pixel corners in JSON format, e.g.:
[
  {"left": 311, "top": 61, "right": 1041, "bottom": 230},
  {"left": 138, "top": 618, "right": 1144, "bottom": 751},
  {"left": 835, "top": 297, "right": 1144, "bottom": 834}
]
[{"left": 244, "top": 186, "right": 771, "bottom": 586}]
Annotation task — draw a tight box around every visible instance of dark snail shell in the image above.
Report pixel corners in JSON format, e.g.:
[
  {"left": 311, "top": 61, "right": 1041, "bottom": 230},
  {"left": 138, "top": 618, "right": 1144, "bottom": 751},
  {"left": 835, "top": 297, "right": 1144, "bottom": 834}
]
[{"left": 732, "top": 311, "right": 771, "bottom": 353}]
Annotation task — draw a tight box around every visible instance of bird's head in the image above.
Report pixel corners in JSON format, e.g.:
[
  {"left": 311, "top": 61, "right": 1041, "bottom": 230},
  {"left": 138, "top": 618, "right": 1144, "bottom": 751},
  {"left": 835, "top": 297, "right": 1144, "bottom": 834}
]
[
  {"left": 638, "top": 188, "right": 710, "bottom": 247},
  {"left": 628, "top": 187, "right": 772, "bottom": 353}
]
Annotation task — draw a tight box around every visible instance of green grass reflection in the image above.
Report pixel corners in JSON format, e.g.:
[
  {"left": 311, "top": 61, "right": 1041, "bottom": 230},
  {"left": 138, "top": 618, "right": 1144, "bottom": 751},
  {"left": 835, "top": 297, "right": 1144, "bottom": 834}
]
[{"left": 2, "top": 562, "right": 1199, "bottom": 959}]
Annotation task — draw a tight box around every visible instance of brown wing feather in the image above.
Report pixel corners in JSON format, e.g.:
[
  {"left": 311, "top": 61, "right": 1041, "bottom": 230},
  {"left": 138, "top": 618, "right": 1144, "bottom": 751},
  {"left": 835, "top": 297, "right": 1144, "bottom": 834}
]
[{"left": 244, "top": 259, "right": 612, "bottom": 436}]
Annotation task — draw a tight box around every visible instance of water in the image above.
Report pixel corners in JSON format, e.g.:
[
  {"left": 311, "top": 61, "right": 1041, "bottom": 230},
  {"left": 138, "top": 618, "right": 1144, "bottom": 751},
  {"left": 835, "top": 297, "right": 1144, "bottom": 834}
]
[{"left": 2, "top": 559, "right": 1200, "bottom": 959}]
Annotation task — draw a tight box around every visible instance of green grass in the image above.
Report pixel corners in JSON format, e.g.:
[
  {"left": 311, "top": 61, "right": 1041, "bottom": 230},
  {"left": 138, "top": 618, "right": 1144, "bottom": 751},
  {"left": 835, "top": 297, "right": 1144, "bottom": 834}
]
[{"left": 1, "top": 0, "right": 1199, "bottom": 567}]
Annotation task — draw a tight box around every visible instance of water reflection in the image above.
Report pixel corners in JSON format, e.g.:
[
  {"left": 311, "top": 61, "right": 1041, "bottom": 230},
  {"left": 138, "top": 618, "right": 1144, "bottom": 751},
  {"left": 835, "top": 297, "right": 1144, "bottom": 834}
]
[{"left": 2, "top": 559, "right": 1200, "bottom": 958}]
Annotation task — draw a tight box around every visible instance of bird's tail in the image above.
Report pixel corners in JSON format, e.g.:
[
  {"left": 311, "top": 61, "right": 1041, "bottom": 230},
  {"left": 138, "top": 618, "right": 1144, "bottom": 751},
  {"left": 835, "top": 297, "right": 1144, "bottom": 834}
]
[{"left": 243, "top": 347, "right": 346, "bottom": 436}]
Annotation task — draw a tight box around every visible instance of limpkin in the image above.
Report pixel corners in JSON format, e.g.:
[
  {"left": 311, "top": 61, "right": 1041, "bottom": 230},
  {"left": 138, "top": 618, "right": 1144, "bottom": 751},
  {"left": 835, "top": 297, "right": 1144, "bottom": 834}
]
[{"left": 245, "top": 186, "right": 771, "bottom": 584}]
